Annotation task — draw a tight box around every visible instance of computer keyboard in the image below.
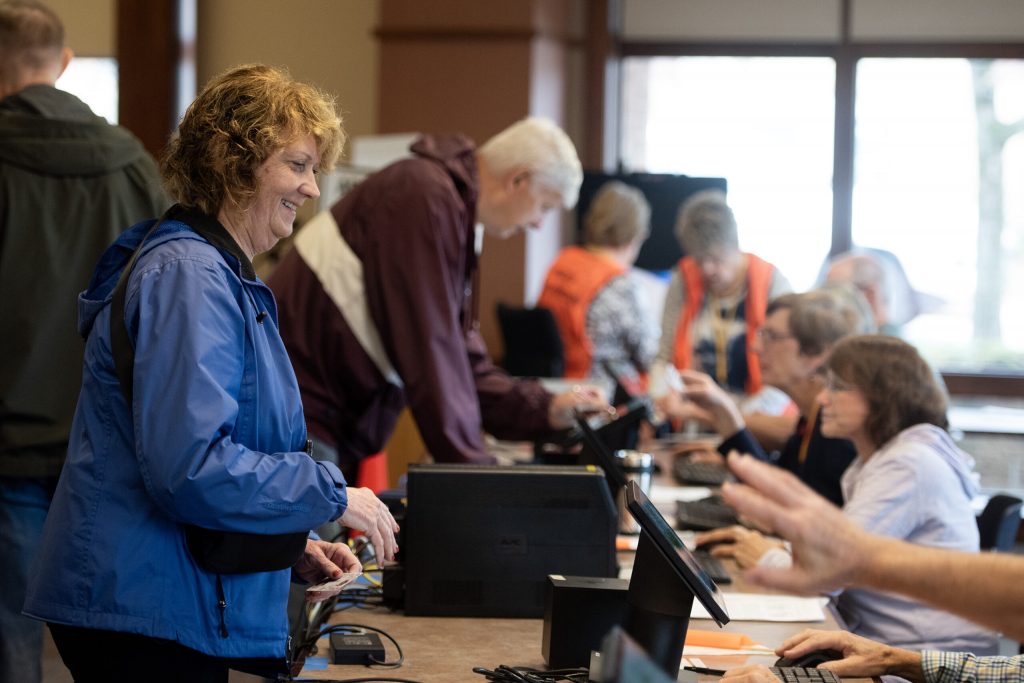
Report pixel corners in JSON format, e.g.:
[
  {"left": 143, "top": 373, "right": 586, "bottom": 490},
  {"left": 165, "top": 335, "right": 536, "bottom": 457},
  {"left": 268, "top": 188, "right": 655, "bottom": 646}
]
[
  {"left": 675, "top": 498, "right": 739, "bottom": 531},
  {"left": 769, "top": 667, "right": 841, "bottom": 683},
  {"left": 693, "top": 550, "right": 732, "bottom": 584},
  {"left": 673, "top": 458, "right": 731, "bottom": 486}
]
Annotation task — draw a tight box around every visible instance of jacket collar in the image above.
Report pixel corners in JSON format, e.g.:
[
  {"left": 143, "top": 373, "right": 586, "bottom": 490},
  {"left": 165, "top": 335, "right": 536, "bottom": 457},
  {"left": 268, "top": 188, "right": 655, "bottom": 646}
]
[{"left": 167, "top": 204, "right": 257, "bottom": 280}]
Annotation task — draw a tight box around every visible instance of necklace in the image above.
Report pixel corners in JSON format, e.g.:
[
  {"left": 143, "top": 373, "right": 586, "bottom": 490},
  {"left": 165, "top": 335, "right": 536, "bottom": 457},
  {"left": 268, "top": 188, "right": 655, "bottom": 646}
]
[{"left": 708, "top": 293, "right": 742, "bottom": 385}]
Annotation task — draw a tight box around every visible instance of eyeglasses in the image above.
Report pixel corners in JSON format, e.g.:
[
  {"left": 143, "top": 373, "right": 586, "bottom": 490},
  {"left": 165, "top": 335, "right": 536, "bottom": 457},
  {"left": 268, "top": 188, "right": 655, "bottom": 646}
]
[
  {"left": 823, "top": 370, "right": 856, "bottom": 392},
  {"left": 756, "top": 327, "right": 794, "bottom": 344}
]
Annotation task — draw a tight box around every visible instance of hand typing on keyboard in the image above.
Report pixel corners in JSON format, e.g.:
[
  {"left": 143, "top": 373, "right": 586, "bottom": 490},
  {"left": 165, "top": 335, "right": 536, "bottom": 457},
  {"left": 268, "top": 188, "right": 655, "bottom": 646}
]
[
  {"left": 694, "top": 525, "right": 787, "bottom": 569},
  {"left": 720, "top": 629, "right": 928, "bottom": 683},
  {"left": 717, "top": 664, "right": 841, "bottom": 683}
]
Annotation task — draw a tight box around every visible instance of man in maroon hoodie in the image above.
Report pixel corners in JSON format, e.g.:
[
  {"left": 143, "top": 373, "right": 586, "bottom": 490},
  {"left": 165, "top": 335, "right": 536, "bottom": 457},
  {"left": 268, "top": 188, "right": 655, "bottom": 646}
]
[{"left": 269, "top": 118, "right": 604, "bottom": 480}]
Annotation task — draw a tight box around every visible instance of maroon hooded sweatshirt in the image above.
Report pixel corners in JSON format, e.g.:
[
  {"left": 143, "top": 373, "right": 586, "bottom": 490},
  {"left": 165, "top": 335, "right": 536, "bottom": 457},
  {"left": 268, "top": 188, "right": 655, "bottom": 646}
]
[{"left": 269, "top": 135, "right": 554, "bottom": 474}]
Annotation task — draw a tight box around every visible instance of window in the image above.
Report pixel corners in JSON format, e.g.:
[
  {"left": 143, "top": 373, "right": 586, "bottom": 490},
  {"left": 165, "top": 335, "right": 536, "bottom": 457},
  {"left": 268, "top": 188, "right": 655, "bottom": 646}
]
[
  {"left": 620, "top": 56, "right": 836, "bottom": 291},
  {"left": 620, "top": 52, "right": 1024, "bottom": 375},
  {"left": 853, "top": 58, "right": 1024, "bottom": 372},
  {"left": 56, "top": 57, "right": 118, "bottom": 124}
]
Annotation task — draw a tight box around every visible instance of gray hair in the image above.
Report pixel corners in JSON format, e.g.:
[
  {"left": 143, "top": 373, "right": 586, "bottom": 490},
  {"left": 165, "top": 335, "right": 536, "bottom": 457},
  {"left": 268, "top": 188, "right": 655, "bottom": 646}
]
[
  {"left": 674, "top": 189, "right": 738, "bottom": 256},
  {"left": 477, "top": 117, "right": 583, "bottom": 209},
  {"left": 768, "top": 287, "right": 876, "bottom": 357}
]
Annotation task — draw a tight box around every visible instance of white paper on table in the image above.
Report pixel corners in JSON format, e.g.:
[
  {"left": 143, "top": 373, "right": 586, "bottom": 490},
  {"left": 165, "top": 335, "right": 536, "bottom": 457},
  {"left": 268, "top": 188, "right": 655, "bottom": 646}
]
[
  {"left": 683, "top": 645, "right": 775, "bottom": 656},
  {"left": 691, "top": 593, "right": 828, "bottom": 622}
]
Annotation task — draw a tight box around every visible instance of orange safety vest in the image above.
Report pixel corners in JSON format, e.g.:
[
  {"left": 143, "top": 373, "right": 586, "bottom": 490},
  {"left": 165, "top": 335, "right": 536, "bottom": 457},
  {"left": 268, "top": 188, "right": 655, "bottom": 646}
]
[
  {"left": 537, "top": 246, "right": 626, "bottom": 379},
  {"left": 672, "top": 252, "right": 774, "bottom": 393}
]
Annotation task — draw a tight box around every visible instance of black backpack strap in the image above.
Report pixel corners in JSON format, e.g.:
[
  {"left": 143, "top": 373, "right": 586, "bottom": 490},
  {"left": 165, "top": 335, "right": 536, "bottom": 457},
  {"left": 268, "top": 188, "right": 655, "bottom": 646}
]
[{"left": 109, "top": 215, "right": 168, "bottom": 405}]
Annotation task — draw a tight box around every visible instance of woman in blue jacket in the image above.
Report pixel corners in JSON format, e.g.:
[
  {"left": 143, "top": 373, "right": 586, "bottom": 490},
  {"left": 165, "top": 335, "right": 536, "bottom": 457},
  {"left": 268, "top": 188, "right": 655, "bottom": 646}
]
[{"left": 23, "top": 64, "right": 399, "bottom": 682}]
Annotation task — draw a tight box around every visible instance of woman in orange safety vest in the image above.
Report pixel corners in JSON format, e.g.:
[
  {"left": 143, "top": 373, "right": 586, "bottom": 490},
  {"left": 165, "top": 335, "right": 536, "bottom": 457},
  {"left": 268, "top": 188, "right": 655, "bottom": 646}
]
[
  {"left": 538, "top": 181, "right": 657, "bottom": 397},
  {"left": 653, "top": 190, "right": 791, "bottom": 417}
]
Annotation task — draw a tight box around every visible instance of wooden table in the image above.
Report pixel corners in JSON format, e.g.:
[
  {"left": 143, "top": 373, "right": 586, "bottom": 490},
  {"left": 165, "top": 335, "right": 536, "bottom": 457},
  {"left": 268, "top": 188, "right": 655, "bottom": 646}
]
[
  {"left": 295, "top": 592, "right": 867, "bottom": 682},
  {"left": 297, "top": 441, "right": 871, "bottom": 681}
]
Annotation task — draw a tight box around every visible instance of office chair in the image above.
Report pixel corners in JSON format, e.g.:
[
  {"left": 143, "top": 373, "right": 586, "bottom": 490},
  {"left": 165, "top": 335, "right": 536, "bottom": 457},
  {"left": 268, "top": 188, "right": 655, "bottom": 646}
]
[
  {"left": 976, "top": 493, "right": 1023, "bottom": 552},
  {"left": 495, "top": 302, "right": 564, "bottom": 378}
]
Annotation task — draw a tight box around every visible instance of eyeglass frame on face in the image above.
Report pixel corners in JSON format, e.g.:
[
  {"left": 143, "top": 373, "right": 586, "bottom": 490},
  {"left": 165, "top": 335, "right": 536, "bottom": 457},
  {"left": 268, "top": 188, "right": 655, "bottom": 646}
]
[
  {"left": 755, "top": 326, "right": 795, "bottom": 344},
  {"left": 820, "top": 369, "right": 856, "bottom": 393}
]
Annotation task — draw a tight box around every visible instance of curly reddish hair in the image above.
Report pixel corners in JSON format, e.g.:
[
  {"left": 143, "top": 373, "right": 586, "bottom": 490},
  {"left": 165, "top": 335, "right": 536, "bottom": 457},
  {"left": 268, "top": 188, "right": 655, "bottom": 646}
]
[{"left": 161, "top": 63, "right": 344, "bottom": 215}]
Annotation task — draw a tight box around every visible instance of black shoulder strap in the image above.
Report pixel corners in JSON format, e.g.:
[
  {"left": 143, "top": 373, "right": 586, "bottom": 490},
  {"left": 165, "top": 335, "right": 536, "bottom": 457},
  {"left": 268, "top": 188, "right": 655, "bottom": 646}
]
[{"left": 109, "top": 215, "right": 167, "bottom": 405}]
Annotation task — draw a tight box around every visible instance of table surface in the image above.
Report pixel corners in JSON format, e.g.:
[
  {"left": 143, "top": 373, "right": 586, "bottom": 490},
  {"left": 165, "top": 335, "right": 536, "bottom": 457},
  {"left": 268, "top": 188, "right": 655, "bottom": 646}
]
[{"left": 297, "top": 439, "right": 871, "bottom": 682}]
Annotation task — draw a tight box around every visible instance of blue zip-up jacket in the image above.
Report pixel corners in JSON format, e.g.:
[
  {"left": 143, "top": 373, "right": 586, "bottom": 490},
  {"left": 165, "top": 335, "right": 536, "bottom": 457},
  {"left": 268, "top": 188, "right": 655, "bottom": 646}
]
[{"left": 24, "top": 206, "right": 349, "bottom": 659}]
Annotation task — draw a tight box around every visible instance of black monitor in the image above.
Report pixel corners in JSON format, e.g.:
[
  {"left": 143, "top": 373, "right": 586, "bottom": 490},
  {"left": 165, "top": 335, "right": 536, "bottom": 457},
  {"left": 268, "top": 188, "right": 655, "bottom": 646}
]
[
  {"left": 403, "top": 464, "right": 617, "bottom": 618},
  {"left": 564, "top": 397, "right": 649, "bottom": 454},
  {"left": 622, "top": 480, "right": 730, "bottom": 678},
  {"left": 575, "top": 412, "right": 629, "bottom": 491},
  {"left": 576, "top": 172, "right": 728, "bottom": 272},
  {"left": 599, "top": 626, "right": 675, "bottom": 683}
]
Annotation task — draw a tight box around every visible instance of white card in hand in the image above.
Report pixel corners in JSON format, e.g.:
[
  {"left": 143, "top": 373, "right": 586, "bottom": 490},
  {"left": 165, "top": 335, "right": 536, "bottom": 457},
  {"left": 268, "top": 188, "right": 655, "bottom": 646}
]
[{"left": 305, "top": 571, "right": 361, "bottom": 594}]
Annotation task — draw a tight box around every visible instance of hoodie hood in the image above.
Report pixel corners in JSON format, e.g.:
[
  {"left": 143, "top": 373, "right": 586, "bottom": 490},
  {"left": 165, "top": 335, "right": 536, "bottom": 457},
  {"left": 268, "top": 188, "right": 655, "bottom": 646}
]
[
  {"left": 78, "top": 205, "right": 254, "bottom": 339},
  {"left": 409, "top": 133, "right": 479, "bottom": 209},
  {"left": 0, "top": 85, "right": 150, "bottom": 176},
  {"left": 77, "top": 219, "right": 196, "bottom": 339}
]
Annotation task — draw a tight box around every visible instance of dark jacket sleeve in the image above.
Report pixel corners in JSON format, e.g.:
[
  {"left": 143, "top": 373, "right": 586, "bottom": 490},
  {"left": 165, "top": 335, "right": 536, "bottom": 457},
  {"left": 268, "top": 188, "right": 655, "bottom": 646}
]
[
  {"left": 360, "top": 164, "right": 495, "bottom": 464},
  {"left": 717, "top": 427, "right": 770, "bottom": 461},
  {"left": 466, "top": 327, "right": 554, "bottom": 441}
]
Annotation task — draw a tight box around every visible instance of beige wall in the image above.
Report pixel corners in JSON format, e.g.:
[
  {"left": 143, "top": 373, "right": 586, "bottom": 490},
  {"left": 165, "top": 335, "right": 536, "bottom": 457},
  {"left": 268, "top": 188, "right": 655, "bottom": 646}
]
[
  {"left": 46, "top": 1, "right": 380, "bottom": 144},
  {"left": 624, "top": 0, "right": 1024, "bottom": 42},
  {"left": 196, "top": 0, "right": 380, "bottom": 144},
  {"left": 49, "top": 0, "right": 115, "bottom": 57}
]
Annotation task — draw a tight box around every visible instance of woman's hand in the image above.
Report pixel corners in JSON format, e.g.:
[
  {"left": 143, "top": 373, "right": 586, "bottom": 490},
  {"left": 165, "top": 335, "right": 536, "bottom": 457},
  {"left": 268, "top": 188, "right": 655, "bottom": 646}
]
[
  {"left": 654, "top": 390, "right": 713, "bottom": 425},
  {"left": 676, "top": 369, "right": 745, "bottom": 435},
  {"left": 338, "top": 487, "right": 400, "bottom": 562},
  {"left": 694, "top": 525, "right": 785, "bottom": 569},
  {"left": 721, "top": 453, "right": 870, "bottom": 595},
  {"left": 293, "top": 538, "right": 361, "bottom": 585}
]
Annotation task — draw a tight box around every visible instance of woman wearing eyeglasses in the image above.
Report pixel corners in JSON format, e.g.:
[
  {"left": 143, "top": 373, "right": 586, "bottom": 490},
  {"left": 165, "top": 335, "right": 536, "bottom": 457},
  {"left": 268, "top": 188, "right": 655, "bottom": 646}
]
[{"left": 702, "top": 334, "right": 997, "bottom": 655}]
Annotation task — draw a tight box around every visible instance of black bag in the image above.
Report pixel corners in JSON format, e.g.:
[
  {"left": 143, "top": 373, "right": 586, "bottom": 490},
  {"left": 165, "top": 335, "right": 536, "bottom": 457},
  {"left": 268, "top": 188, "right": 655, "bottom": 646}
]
[
  {"left": 109, "top": 209, "right": 309, "bottom": 574},
  {"left": 183, "top": 526, "right": 308, "bottom": 575}
]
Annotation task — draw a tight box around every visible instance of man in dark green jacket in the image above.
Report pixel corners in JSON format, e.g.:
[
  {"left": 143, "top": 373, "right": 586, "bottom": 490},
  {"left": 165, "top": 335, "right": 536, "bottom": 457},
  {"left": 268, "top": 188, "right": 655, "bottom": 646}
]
[{"left": 0, "top": 2, "right": 166, "bottom": 680}]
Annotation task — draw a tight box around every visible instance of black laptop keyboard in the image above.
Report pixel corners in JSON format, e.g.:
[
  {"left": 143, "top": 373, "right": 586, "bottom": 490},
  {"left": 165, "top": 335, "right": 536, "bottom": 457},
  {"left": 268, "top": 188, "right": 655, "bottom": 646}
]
[
  {"left": 693, "top": 550, "right": 732, "bottom": 584},
  {"left": 769, "top": 667, "right": 841, "bottom": 683},
  {"left": 673, "top": 458, "right": 731, "bottom": 486},
  {"left": 676, "top": 498, "right": 739, "bottom": 531}
]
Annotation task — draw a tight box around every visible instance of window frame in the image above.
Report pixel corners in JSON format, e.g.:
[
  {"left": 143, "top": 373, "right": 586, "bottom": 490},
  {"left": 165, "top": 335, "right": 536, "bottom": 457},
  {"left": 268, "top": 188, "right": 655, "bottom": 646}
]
[{"left": 608, "top": 37, "right": 1024, "bottom": 396}]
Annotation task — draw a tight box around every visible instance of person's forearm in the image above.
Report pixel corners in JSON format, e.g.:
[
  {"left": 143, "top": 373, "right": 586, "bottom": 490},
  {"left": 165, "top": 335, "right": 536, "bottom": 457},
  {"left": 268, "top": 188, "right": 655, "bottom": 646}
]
[
  {"left": 743, "top": 412, "right": 797, "bottom": 453},
  {"left": 711, "top": 403, "right": 745, "bottom": 437},
  {"left": 883, "top": 647, "right": 924, "bottom": 683},
  {"left": 858, "top": 538, "right": 1024, "bottom": 641}
]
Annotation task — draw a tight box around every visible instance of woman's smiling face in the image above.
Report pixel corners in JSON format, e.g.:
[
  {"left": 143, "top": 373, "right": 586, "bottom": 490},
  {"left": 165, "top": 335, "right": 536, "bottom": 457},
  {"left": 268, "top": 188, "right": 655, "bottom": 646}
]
[{"left": 232, "top": 133, "right": 321, "bottom": 256}]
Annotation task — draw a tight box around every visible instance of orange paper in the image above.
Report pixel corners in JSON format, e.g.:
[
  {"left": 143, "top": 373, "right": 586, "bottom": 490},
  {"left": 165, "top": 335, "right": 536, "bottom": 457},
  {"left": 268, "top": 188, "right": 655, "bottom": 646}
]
[{"left": 684, "top": 629, "right": 756, "bottom": 649}]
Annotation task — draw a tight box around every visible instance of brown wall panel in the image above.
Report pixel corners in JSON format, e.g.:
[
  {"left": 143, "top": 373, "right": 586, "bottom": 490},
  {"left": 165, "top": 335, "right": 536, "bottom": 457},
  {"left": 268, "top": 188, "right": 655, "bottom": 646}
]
[
  {"left": 381, "top": 0, "right": 534, "bottom": 31},
  {"left": 378, "top": 39, "right": 535, "bottom": 355},
  {"left": 378, "top": 41, "right": 532, "bottom": 139}
]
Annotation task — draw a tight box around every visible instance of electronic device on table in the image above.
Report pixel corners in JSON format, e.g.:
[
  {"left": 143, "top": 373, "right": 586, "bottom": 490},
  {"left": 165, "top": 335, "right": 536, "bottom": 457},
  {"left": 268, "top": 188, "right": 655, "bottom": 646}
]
[
  {"left": 562, "top": 397, "right": 650, "bottom": 451},
  {"left": 675, "top": 497, "right": 740, "bottom": 531},
  {"left": 673, "top": 457, "right": 731, "bottom": 486},
  {"left": 403, "top": 464, "right": 616, "bottom": 618},
  {"left": 692, "top": 550, "right": 732, "bottom": 585},
  {"left": 621, "top": 480, "right": 730, "bottom": 678},
  {"left": 598, "top": 626, "right": 675, "bottom": 683},
  {"left": 768, "top": 666, "right": 841, "bottom": 683}
]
